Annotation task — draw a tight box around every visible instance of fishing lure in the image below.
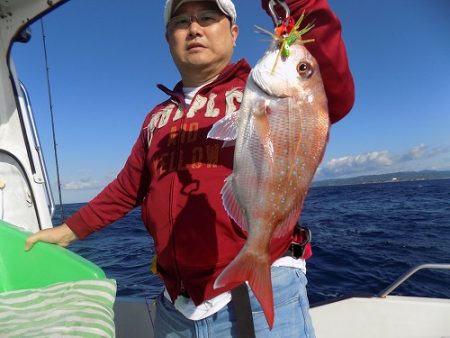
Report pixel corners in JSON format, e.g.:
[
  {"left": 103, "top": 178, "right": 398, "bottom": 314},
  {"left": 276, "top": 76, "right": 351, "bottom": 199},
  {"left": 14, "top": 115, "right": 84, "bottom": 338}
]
[{"left": 256, "top": 11, "right": 315, "bottom": 73}]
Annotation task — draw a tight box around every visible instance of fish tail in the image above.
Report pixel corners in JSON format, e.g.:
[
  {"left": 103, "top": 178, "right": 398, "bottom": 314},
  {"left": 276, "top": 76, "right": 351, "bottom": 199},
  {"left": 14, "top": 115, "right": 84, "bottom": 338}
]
[{"left": 214, "top": 250, "right": 275, "bottom": 329}]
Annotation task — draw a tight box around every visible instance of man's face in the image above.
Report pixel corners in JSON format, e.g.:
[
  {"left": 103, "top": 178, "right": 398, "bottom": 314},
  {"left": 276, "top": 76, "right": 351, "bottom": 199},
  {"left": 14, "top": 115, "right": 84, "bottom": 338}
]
[{"left": 166, "top": 1, "right": 238, "bottom": 81}]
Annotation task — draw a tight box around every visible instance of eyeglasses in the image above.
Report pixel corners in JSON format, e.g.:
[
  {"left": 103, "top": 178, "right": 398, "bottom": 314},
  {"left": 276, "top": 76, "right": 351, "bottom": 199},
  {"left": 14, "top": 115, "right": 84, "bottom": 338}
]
[{"left": 167, "top": 10, "right": 225, "bottom": 30}]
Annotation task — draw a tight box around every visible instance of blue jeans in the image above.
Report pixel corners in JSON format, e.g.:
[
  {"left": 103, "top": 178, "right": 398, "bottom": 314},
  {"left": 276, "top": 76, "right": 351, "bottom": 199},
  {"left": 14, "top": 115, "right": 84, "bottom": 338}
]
[{"left": 154, "top": 266, "right": 316, "bottom": 338}]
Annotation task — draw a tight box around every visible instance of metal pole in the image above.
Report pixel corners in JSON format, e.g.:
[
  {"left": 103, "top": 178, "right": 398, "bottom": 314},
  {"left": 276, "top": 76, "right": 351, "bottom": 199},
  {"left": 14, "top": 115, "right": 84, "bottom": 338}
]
[{"left": 378, "top": 263, "right": 450, "bottom": 298}]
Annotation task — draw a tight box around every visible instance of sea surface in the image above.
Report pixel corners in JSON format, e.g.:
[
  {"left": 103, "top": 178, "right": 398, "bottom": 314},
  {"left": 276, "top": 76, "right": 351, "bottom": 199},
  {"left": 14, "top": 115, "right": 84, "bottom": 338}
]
[{"left": 57, "top": 179, "right": 450, "bottom": 305}]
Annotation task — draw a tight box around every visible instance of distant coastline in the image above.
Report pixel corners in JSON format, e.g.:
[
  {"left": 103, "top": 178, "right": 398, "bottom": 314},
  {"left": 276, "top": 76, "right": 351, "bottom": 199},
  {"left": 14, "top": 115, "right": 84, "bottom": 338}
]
[{"left": 313, "top": 170, "right": 450, "bottom": 187}]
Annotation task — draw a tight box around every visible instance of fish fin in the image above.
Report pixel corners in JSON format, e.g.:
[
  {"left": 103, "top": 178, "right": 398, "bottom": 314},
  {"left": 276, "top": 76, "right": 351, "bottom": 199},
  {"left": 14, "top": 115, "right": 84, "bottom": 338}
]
[
  {"left": 273, "top": 207, "right": 301, "bottom": 238},
  {"left": 214, "top": 250, "right": 275, "bottom": 329},
  {"left": 207, "top": 110, "right": 240, "bottom": 141},
  {"left": 222, "top": 140, "right": 236, "bottom": 148},
  {"left": 221, "top": 175, "right": 249, "bottom": 232}
]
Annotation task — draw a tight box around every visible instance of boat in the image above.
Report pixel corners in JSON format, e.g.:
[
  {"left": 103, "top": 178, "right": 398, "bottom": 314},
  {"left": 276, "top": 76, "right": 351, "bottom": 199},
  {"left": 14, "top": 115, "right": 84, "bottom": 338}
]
[{"left": 1, "top": 1, "right": 450, "bottom": 337}]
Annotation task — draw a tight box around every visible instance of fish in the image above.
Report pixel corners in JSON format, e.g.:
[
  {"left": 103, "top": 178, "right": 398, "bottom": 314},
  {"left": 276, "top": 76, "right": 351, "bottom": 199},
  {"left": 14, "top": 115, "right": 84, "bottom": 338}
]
[{"left": 207, "top": 38, "right": 330, "bottom": 328}]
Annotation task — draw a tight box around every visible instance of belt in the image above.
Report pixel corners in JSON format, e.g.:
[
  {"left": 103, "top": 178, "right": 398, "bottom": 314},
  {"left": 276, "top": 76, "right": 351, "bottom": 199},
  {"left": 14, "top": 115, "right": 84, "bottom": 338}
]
[
  {"left": 284, "top": 225, "right": 312, "bottom": 259},
  {"left": 179, "top": 288, "right": 190, "bottom": 298}
]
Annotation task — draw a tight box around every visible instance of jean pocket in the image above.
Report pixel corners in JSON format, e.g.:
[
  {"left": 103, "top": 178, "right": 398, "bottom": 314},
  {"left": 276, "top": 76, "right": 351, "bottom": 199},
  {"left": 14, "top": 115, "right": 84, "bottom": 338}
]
[{"left": 294, "top": 268, "right": 308, "bottom": 286}]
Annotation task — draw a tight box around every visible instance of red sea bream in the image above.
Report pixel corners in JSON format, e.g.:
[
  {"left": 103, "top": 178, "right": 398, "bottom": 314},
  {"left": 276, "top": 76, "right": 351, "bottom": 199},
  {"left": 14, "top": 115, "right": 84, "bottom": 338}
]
[{"left": 208, "top": 40, "right": 330, "bottom": 328}]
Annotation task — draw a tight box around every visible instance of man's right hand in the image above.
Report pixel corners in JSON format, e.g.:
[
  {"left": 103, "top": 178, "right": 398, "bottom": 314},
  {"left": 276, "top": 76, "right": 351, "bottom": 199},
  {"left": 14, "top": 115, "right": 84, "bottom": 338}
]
[{"left": 24, "top": 223, "right": 79, "bottom": 251}]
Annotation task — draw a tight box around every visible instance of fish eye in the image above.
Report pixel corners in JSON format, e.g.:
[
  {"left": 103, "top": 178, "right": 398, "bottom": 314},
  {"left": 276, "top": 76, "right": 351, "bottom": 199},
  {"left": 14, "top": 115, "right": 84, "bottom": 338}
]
[{"left": 297, "top": 62, "right": 313, "bottom": 78}]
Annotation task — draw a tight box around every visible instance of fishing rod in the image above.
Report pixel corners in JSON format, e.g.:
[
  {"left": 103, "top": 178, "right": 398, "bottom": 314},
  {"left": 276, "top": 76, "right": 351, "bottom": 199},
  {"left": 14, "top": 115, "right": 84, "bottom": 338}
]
[{"left": 40, "top": 18, "right": 64, "bottom": 223}]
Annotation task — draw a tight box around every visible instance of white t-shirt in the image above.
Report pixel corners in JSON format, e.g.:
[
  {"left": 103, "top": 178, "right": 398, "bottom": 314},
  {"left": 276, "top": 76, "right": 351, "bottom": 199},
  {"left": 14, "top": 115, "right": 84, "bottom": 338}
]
[{"left": 182, "top": 86, "right": 200, "bottom": 105}]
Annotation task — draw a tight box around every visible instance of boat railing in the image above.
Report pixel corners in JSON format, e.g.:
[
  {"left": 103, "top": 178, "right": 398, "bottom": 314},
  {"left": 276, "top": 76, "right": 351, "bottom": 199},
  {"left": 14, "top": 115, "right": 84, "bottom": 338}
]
[
  {"left": 378, "top": 263, "right": 450, "bottom": 298},
  {"left": 19, "top": 81, "right": 55, "bottom": 217}
]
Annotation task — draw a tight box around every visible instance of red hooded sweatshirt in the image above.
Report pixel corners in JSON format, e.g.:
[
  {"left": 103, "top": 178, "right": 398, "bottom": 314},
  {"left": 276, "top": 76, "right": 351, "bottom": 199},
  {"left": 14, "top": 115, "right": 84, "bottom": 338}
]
[{"left": 66, "top": 0, "right": 355, "bottom": 306}]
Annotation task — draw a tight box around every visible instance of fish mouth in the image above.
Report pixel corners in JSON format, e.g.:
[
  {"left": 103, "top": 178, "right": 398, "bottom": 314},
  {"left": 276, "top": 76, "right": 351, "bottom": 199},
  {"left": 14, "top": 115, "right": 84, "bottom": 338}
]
[{"left": 249, "top": 71, "right": 291, "bottom": 99}]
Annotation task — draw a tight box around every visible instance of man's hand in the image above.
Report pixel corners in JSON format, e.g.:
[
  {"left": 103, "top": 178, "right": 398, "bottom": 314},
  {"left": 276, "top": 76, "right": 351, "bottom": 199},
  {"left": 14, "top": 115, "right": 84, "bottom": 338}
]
[{"left": 24, "top": 223, "right": 79, "bottom": 251}]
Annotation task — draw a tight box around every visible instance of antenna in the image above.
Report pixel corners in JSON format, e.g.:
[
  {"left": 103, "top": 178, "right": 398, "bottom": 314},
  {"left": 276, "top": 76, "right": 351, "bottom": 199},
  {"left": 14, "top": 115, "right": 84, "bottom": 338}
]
[{"left": 40, "top": 18, "right": 64, "bottom": 223}]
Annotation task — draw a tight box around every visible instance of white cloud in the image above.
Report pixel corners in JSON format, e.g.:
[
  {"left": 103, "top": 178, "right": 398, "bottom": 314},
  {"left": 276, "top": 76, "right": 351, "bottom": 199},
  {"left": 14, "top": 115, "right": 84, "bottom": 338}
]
[
  {"left": 401, "top": 144, "right": 450, "bottom": 162},
  {"left": 401, "top": 144, "right": 427, "bottom": 161},
  {"left": 317, "top": 144, "right": 450, "bottom": 179},
  {"left": 62, "top": 178, "right": 102, "bottom": 191},
  {"left": 319, "top": 150, "right": 393, "bottom": 178}
]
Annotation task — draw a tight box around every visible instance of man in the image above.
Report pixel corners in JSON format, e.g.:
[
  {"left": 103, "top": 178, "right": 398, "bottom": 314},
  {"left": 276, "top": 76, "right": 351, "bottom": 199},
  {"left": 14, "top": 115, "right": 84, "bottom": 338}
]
[{"left": 26, "top": 0, "right": 354, "bottom": 336}]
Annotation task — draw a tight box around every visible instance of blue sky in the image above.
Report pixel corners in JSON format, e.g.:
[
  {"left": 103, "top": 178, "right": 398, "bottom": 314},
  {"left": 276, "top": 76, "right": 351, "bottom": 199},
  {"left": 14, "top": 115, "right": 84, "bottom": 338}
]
[{"left": 11, "top": 0, "right": 450, "bottom": 203}]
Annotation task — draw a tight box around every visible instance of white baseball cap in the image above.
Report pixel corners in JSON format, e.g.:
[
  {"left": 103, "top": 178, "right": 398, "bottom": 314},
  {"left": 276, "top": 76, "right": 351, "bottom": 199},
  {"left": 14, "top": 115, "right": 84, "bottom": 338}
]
[{"left": 164, "top": 0, "right": 237, "bottom": 26}]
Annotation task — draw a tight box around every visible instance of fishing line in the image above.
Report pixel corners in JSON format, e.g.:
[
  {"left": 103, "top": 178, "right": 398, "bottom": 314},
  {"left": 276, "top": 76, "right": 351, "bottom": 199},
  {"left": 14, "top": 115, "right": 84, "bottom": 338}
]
[{"left": 40, "top": 18, "right": 64, "bottom": 222}]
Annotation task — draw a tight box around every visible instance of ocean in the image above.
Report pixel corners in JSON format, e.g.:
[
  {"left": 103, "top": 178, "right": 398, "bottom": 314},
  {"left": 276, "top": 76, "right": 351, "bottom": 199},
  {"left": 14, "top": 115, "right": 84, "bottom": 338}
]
[{"left": 59, "top": 179, "right": 450, "bottom": 305}]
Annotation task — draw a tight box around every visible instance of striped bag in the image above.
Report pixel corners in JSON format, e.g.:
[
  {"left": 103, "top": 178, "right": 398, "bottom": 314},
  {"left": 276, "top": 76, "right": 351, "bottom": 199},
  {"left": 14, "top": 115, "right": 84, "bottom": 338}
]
[{"left": 0, "top": 279, "right": 116, "bottom": 338}]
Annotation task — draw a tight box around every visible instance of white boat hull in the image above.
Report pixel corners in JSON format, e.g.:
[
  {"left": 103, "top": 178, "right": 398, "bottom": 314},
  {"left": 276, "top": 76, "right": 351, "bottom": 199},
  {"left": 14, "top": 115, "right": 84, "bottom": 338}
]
[
  {"left": 311, "top": 296, "right": 450, "bottom": 338},
  {"left": 113, "top": 295, "right": 450, "bottom": 338}
]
